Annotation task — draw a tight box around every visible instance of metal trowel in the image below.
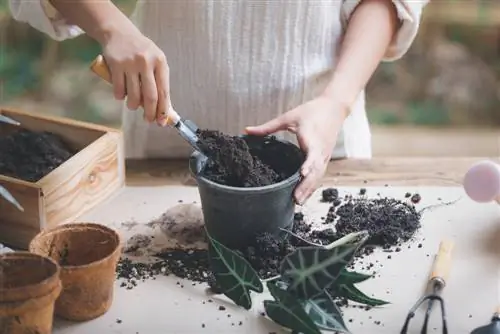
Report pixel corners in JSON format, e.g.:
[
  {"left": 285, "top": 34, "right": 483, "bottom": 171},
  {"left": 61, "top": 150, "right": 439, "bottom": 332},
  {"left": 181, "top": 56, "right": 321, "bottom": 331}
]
[
  {"left": 89, "top": 55, "right": 203, "bottom": 153},
  {"left": 471, "top": 308, "right": 500, "bottom": 334},
  {"left": 0, "top": 115, "right": 21, "bottom": 126}
]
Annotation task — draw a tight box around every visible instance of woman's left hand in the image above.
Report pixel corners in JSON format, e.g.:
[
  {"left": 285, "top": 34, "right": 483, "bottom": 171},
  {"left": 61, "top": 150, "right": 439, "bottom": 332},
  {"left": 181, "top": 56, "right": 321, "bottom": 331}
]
[{"left": 245, "top": 95, "right": 348, "bottom": 205}]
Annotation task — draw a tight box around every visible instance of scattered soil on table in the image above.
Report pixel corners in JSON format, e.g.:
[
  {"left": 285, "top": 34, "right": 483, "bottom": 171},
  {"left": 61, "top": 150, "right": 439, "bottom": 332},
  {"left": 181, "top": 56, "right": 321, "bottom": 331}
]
[
  {"left": 411, "top": 193, "right": 422, "bottom": 204},
  {"left": 0, "top": 129, "right": 75, "bottom": 182},
  {"left": 115, "top": 188, "right": 423, "bottom": 329},
  {"left": 197, "top": 130, "right": 300, "bottom": 187}
]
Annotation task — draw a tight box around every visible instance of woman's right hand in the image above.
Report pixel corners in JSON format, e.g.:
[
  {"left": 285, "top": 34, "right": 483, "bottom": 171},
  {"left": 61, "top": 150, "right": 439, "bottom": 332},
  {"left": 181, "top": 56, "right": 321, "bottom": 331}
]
[{"left": 101, "top": 27, "right": 170, "bottom": 125}]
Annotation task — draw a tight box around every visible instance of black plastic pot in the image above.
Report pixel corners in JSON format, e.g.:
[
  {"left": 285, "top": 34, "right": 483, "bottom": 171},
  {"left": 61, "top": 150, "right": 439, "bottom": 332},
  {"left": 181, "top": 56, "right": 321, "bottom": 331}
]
[{"left": 189, "top": 135, "right": 305, "bottom": 249}]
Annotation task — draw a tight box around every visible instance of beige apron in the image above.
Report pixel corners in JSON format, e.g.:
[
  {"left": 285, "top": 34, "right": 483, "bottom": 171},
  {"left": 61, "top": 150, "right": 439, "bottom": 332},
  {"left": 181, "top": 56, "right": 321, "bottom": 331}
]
[
  {"left": 10, "top": 0, "right": 427, "bottom": 160},
  {"left": 122, "top": 0, "right": 371, "bottom": 159}
]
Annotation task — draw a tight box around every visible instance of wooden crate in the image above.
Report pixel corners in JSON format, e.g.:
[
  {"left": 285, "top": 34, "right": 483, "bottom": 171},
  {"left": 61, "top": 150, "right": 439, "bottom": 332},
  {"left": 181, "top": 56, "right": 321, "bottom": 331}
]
[{"left": 0, "top": 107, "right": 125, "bottom": 249}]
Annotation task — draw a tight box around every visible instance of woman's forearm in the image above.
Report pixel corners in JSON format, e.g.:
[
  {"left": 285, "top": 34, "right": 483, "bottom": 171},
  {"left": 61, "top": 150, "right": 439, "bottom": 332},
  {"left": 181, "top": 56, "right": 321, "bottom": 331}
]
[
  {"left": 322, "top": 0, "right": 399, "bottom": 116},
  {"left": 49, "top": 0, "right": 138, "bottom": 44}
]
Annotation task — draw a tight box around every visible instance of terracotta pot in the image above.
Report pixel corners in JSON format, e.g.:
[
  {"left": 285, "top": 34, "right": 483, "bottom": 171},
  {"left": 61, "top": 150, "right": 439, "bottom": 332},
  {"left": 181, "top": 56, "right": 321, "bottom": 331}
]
[
  {"left": 29, "top": 223, "right": 121, "bottom": 321},
  {"left": 0, "top": 252, "right": 62, "bottom": 334}
]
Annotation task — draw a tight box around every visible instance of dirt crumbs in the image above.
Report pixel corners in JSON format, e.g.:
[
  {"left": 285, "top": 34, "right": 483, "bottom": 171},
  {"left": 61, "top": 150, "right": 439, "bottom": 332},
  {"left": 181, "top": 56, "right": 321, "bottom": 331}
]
[
  {"left": 116, "top": 189, "right": 423, "bottom": 286},
  {"left": 116, "top": 249, "right": 213, "bottom": 289},
  {"left": 196, "top": 130, "right": 281, "bottom": 187},
  {"left": 0, "top": 129, "right": 74, "bottom": 182},
  {"left": 115, "top": 188, "right": 423, "bottom": 329}
]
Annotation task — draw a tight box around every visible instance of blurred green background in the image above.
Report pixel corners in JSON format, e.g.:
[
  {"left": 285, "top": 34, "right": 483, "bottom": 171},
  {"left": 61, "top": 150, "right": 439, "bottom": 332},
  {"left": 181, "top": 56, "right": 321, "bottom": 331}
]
[{"left": 1, "top": 0, "right": 499, "bottom": 156}]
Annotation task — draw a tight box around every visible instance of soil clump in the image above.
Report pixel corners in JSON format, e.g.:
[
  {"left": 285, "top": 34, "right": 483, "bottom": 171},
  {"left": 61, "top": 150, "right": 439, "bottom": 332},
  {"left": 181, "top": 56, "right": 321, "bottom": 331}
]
[
  {"left": 331, "top": 193, "right": 421, "bottom": 248},
  {"left": 196, "top": 130, "right": 284, "bottom": 187},
  {"left": 0, "top": 129, "right": 74, "bottom": 182}
]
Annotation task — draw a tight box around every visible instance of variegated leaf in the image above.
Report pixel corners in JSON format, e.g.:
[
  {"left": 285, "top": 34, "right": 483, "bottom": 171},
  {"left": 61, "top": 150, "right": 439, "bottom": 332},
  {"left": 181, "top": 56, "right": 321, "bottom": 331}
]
[
  {"left": 336, "top": 269, "right": 372, "bottom": 285},
  {"left": 264, "top": 281, "right": 321, "bottom": 334},
  {"left": 338, "top": 284, "right": 389, "bottom": 307},
  {"left": 303, "top": 290, "right": 351, "bottom": 333},
  {"left": 207, "top": 233, "right": 263, "bottom": 309},
  {"left": 280, "top": 231, "right": 369, "bottom": 299}
]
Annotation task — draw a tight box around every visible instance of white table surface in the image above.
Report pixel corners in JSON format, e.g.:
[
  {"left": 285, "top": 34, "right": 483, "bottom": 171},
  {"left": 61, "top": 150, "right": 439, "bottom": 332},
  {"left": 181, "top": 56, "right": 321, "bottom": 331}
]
[{"left": 50, "top": 185, "right": 500, "bottom": 334}]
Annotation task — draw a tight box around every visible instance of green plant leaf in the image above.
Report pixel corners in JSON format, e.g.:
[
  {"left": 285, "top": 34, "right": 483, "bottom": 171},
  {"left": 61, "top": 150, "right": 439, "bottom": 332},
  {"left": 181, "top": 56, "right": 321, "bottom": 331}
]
[
  {"left": 303, "top": 290, "right": 351, "bottom": 333},
  {"left": 280, "top": 231, "right": 369, "bottom": 299},
  {"left": 338, "top": 284, "right": 389, "bottom": 307},
  {"left": 264, "top": 282, "right": 321, "bottom": 334},
  {"left": 207, "top": 233, "right": 263, "bottom": 309},
  {"left": 322, "top": 231, "right": 367, "bottom": 250},
  {"left": 336, "top": 269, "right": 372, "bottom": 285},
  {"left": 279, "top": 228, "right": 324, "bottom": 247}
]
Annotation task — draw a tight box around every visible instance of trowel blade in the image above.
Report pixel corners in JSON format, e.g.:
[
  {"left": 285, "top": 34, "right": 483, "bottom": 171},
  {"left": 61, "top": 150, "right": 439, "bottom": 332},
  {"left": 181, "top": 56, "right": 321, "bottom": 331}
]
[{"left": 471, "top": 320, "right": 500, "bottom": 334}]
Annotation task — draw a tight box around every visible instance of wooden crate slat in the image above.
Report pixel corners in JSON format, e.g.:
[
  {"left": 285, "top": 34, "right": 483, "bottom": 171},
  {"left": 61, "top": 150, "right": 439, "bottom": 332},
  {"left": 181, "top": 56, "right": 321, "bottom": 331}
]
[{"left": 40, "top": 132, "right": 125, "bottom": 228}]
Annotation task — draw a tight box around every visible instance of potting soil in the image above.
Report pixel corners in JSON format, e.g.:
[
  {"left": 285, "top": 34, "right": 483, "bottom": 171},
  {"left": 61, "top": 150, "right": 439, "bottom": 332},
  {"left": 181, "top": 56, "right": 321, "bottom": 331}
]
[
  {"left": 197, "top": 130, "right": 282, "bottom": 187},
  {"left": 331, "top": 195, "right": 421, "bottom": 249},
  {"left": 0, "top": 129, "right": 74, "bottom": 182}
]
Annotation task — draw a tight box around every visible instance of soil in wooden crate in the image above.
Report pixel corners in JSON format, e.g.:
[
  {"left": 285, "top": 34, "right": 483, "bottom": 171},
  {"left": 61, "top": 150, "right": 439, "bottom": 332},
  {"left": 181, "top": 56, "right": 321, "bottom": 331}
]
[
  {"left": 0, "top": 129, "right": 75, "bottom": 182},
  {"left": 196, "top": 130, "right": 283, "bottom": 187},
  {"left": 116, "top": 189, "right": 422, "bottom": 294}
]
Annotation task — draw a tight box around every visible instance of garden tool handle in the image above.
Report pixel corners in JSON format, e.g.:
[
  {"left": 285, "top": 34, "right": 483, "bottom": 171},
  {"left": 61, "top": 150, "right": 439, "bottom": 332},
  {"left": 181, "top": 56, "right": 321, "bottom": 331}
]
[
  {"left": 429, "top": 239, "right": 454, "bottom": 285},
  {"left": 90, "top": 54, "right": 112, "bottom": 83},
  {"left": 89, "top": 54, "right": 180, "bottom": 126}
]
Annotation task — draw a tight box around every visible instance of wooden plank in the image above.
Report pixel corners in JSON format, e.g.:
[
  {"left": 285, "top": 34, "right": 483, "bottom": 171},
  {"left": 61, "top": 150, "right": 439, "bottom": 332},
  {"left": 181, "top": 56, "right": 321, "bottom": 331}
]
[
  {"left": 124, "top": 157, "right": 499, "bottom": 187},
  {"left": 371, "top": 126, "right": 499, "bottom": 157},
  {"left": 39, "top": 132, "right": 125, "bottom": 228}
]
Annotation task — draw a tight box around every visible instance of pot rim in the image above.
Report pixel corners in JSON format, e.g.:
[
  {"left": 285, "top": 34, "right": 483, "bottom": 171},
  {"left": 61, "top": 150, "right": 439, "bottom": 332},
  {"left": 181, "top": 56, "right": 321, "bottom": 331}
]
[
  {"left": 0, "top": 251, "right": 60, "bottom": 300},
  {"left": 190, "top": 136, "right": 304, "bottom": 194},
  {"left": 29, "top": 222, "right": 122, "bottom": 270}
]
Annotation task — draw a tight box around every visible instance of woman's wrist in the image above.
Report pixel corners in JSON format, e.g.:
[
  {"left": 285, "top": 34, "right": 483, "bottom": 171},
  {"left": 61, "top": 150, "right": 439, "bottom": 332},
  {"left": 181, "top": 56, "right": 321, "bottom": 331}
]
[
  {"left": 320, "top": 85, "right": 353, "bottom": 120},
  {"left": 49, "top": 0, "right": 136, "bottom": 46},
  {"left": 91, "top": 10, "right": 141, "bottom": 46}
]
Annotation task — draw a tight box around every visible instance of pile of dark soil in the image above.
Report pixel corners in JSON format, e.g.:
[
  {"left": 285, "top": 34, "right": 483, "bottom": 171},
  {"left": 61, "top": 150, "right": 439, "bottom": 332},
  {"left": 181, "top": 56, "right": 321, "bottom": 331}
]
[
  {"left": 0, "top": 129, "right": 74, "bottom": 182},
  {"left": 115, "top": 214, "right": 317, "bottom": 288},
  {"left": 321, "top": 188, "right": 422, "bottom": 249},
  {"left": 197, "top": 130, "right": 294, "bottom": 187}
]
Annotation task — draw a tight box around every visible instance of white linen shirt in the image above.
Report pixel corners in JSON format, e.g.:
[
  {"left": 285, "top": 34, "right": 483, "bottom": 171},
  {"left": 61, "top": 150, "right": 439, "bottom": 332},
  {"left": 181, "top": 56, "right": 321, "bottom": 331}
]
[{"left": 9, "top": 0, "right": 428, "bottom": 159}]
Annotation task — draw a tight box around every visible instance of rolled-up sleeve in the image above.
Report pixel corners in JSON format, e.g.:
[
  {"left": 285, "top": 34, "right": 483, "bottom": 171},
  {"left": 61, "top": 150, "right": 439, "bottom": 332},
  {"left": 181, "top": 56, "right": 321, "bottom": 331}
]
[
  {"left": 9, "top": 0, "right": 83, "bottom": 41},
  {"left": 341, "top": 0, "right": 429, "bottom": 61}
]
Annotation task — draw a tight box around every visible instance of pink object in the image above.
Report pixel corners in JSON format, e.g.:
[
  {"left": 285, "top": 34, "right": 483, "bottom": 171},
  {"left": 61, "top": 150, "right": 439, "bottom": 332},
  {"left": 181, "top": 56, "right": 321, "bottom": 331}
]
[{"left": 463, "top": 160, "right": 500, "bottom": 203}]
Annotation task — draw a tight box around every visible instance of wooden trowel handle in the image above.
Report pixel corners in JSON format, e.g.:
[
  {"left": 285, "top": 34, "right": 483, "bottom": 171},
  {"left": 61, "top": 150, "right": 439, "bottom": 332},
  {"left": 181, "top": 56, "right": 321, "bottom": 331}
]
[
  {"left": 429, "top": 239, "right": 454, "bottom": 285},
  {"left": 90, "top": 55, "right": 112, "bottom": 84},
  {"left": 89, "top": 54, "right": 181, "bottom": 126}
]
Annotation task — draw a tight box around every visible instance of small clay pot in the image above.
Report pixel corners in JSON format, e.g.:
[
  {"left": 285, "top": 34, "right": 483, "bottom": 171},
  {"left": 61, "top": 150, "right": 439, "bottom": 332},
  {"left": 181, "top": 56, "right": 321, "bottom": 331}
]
[
  {"left": 0, "top": 252, "right": 62, "bottom": 334},
  {"left": 29, "top": 223, "right": 121, "bottom": 322},
  {"left": 189, "top": 135, "right": 305, "bottom": 248}
]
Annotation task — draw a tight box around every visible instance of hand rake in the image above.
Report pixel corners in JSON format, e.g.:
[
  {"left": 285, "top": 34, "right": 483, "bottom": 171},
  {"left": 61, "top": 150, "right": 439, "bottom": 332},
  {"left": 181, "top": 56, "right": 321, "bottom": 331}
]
[{"left": 401, "top": 239, "right": 454, "bottom": 334}]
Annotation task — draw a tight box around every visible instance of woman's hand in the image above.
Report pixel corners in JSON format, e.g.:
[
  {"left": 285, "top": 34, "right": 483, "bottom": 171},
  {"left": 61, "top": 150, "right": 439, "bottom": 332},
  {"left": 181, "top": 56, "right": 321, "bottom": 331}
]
[
  {"left": 101, "top": 27, "right": 170, "bottom": 125},
  {"left": 245, "top": 96, "right": 348, "bottom": 205}
]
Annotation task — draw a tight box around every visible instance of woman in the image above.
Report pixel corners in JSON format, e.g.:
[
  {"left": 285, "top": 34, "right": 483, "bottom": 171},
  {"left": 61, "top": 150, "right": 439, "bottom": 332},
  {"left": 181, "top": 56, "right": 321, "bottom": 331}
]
[{"left": 9, "top": 0, "right": 428, "bottom": 204}]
